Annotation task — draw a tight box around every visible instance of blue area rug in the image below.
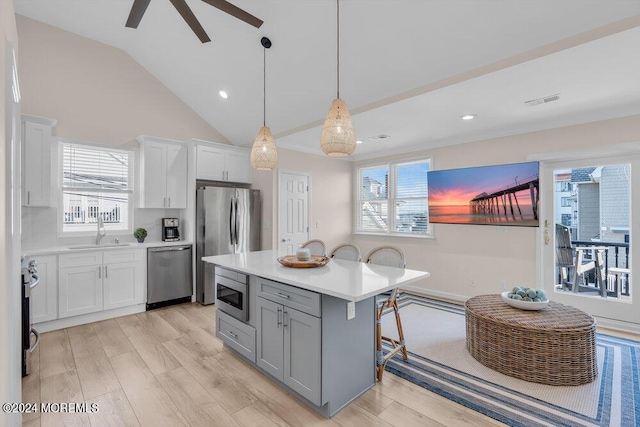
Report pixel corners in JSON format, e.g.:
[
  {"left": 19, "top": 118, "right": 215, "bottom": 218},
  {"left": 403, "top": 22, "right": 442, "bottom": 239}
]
[{"left": 381, "top": 294, "right": 639, "bottom": 427}]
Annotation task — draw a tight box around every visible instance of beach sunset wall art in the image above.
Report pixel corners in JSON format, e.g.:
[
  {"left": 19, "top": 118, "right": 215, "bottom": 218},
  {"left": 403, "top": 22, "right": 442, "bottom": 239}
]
[{"left": 428, "top": 161, "right": 540, "bottom": 226}]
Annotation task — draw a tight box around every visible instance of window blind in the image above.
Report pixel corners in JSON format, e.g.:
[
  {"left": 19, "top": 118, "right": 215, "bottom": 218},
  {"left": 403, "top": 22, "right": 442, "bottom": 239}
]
[{"left": 62, "top": 143, "right": 131, "bottom": 192}]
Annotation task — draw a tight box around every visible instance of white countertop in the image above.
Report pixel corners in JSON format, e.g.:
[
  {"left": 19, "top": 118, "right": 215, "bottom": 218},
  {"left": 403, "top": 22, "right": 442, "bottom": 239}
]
[
  {"left": 23, "top": 240, "right": 194, "bottom": 257},
  {"left": 202, "top": 250, "right": 430, "bottom": 302}
]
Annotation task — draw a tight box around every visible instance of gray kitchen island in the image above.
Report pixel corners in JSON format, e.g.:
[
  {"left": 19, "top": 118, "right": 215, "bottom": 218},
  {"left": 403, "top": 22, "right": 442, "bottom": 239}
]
[{"left": 202, "top": 250, "right": 430, "bottom": 417}]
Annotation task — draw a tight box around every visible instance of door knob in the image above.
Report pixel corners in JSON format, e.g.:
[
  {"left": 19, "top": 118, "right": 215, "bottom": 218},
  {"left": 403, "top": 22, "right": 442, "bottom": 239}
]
[{"left": 281, "top": 238, "right": 289, "bottom": 242}]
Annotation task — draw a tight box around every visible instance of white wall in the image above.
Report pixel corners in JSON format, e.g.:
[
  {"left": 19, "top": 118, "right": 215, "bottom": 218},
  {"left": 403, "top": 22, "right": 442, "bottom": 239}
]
[
  {"left": 353, "top": 115, "right": 640, "bottom": 301},
  {"left": 1, "top": 2, "right": 22, "bottom": 425},
  {"left": 252, "top": 148, "right": 353, "bottom": 252}
]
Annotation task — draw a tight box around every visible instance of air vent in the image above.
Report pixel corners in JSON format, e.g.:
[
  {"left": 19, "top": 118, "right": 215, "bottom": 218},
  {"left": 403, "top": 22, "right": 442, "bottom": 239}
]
[
  {"left": 368, "top": 134, "right": 391, "bottom": 140},
  {"left": 525, "top": 93, "right": 561, "bottom": 107}
]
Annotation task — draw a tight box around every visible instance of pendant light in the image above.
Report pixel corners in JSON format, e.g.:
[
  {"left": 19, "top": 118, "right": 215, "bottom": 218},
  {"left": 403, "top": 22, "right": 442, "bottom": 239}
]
[
  {"left": 251, "top": 37, "right": 278, "bottom": 170},
  {"left": 320, "top": 0, "right": 356, "bottom": 157}
]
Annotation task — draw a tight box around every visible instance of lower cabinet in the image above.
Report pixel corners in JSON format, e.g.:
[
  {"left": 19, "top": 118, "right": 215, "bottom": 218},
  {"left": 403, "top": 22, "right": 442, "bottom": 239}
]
[
  {"left": 58, "top": 249, "right": 145, "bottom": 319},
  {"left": 31, "top": 255, "right": 58, "bottom": 323},
  {"left": 216, "top": 310, "right": 256, "bottom": 363},
  {"left": 256, "top": 295, "right": 321, "bottom": 405}
]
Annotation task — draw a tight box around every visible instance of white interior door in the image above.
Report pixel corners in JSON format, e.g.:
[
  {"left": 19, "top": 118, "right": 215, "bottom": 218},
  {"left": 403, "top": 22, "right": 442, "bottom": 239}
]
[
  {"left": 278, "top": 171, "right": 309, "bottom": 255},
  {"left": 541, "top": 155, "right": 639, "bottom": 328}
]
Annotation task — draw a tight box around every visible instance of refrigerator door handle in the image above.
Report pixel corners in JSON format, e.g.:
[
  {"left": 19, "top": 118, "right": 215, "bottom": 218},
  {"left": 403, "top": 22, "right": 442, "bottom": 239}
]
[
  {"left": 229, "top": 196, "right": 235, "bottom": 247},
  {"left": 234, "top": 197, "right": 239, "bottom": 248}
]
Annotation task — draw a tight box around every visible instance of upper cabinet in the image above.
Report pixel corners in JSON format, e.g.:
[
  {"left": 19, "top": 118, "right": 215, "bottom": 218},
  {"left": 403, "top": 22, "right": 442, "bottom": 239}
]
[
  {"left": 137, "top": 136, "right": 188, "bottom": 208},
  {"left": 22, "top": 115, "right": 57, "bottom": 207},
  {"left": 195, "top": 141, "right": 252, "bottom": 184}
]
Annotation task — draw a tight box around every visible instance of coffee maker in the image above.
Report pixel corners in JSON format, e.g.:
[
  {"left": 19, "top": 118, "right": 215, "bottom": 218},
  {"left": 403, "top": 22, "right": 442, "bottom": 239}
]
[{"left": 162, "top": 218, "right": 180, "bottom": 241}]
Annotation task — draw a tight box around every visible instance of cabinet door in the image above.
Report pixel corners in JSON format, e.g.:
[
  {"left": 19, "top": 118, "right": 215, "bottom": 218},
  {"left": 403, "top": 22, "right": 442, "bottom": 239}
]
[
  {"left": 284, "top": 308, "right": 322, "bottom": 405},
  {"left": 31, "top": 255, "right": 58, "bottom": 323},
  {"left": 165, "top": 144, "right": 188, "bottom": 208},
  {"left": 196, "top": 145, "right": 226, "bottom": 181},
  {"left": 103, "top": 260, "right": 144, "bottom": 310},
  {"left": 256, "top": 297, "right": 284, "bottom": 381},
  {"left": 22, "top": 121, "right": 52, "bottom": 207},
  {"left": 58, "top": 265, "right": 103, "bottom": 318},
  {"left": 225, "top": 151, "right": 252, "bottom": 184},
  {"left": 141, "top": 141, "right": 167, "bottom": 208}
]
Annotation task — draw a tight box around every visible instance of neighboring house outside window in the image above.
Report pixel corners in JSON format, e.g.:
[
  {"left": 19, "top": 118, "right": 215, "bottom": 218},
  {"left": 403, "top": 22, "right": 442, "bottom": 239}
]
[
  {"left": 355, "top": 158, "right": 431, "bottom": 237},
  {"left": 60, "top": 142, "right": 134, "bottom": 235}
]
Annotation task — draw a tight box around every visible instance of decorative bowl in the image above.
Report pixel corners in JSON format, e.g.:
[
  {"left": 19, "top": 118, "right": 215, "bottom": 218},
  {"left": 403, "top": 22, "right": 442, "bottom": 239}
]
[{"left": 501, "top": 291, "right": 549, "bottom": 311}]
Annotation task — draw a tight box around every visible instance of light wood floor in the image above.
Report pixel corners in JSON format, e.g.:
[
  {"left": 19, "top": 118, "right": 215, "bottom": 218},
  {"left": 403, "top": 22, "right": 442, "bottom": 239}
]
[{"left": 22, "top": 302, "right": 637, "bottom": 427}]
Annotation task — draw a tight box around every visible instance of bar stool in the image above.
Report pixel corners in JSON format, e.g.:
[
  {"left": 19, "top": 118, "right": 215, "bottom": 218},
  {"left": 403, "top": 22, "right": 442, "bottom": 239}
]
[
  {"left": 328, "top": 243, "right": 361, "bottom": 262},
  {"left": 365, "top": 245, "right": 407, "bottom": 381},
  {"left": 301, "top": 239, "right": 326, "bottom": 256}
]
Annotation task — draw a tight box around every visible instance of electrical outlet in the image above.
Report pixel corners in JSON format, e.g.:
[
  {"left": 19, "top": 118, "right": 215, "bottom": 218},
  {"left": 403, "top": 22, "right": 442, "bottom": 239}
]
[
  {"left": 316, "top": 220, "right": 321, "bottom": 229},
  {"left": 347, "top": 301, "right": 355, "bottom": 320},
  {"left": 499, "top": 280, "right": 507, "bottom": 290}
]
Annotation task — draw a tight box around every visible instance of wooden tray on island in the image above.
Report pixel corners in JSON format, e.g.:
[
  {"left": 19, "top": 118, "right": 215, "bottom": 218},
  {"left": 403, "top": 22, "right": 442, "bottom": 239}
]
[{"left": 277, "top": 255, "right": 331, "bottom": 268}]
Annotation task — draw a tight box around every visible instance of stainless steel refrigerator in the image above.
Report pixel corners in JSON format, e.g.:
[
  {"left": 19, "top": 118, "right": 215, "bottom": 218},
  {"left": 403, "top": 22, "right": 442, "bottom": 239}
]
[{"left": 196, "top": 186, "right": 261, "bottom": 304}]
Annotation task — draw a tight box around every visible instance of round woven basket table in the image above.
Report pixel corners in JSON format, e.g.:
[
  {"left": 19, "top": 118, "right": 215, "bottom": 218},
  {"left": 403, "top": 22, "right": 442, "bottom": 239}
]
[{"left": 465, "top": 294, "right": 597, "bottom": 386}]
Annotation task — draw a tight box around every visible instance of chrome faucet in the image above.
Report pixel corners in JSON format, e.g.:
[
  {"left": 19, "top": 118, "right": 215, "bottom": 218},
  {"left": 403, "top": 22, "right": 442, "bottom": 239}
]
[{"left": 96, "top": 217, "right": 106, "bottom": 245}]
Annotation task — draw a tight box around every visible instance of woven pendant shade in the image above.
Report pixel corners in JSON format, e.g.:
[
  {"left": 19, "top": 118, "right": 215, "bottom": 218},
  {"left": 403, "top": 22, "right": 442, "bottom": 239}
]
[
  {"left": 320, "top": 98, "right": 356, "bottom": 157},
  {"left": 250, "top": 126, "right": 278, "bottom": 170}
]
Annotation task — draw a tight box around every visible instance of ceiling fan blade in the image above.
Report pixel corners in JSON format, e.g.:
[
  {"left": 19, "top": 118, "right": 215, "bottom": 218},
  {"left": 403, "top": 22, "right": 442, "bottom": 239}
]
[
  {"left": 125, "top": 0, "right": 151, "bottom": 28},
  {"left": 170, "top": 0, "right": 212, "bottom": 43},
  {"left": 202, "top": 0, "right": 263, "bottom": 28}
]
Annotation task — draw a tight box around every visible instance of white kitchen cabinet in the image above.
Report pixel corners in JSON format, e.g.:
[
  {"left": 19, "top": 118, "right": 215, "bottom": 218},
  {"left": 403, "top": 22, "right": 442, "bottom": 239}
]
[
  {"left": 58, "top": 249, "right": 145, "bottom": 318},
  {"left": 137, "top": 136, "right": 188, "bottom": 208},
  {"left": 196, "top": 142, "right": 251, "bottom": 183},
  {"left": 31, "top": 255, "right": 58, "bottom": 324},
  {"left": 103, "top": 250, "right": 145, "bottom": 310},
  {"left": 21, "top": 115, "right": 57, "bottom": 207}
]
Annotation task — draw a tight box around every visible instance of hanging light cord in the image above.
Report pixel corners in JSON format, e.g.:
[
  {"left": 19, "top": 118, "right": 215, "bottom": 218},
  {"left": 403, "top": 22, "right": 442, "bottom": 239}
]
[
  {"left": 336, "top": 0, "right": 340, "bottom": 99},
  {"left": 263, "top": 46, "right": 266, "bottom": 127}
]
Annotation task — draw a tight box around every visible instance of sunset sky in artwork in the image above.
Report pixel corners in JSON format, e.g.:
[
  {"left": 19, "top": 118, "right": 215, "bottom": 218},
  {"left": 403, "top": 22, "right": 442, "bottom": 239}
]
[{"left": 428, "top": 162, "right": 539, "bottom": 206}]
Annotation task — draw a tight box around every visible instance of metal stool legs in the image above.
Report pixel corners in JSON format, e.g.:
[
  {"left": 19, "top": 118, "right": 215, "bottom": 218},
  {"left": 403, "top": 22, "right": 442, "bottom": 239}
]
[{"left": 376, "top": 294, "right": 407, "bottom": 381}]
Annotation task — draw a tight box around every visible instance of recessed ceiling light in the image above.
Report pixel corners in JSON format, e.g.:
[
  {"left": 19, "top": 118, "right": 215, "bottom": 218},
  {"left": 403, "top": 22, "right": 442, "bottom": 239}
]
[
  {"left": 356, "top": 140, "right": 363, "bottom": 144},
  {"left": 219, "top": 90, "right": 229, "bottom": 99},
  {"left": 461, "top": 114, "right": 476, "bottom": 121}
]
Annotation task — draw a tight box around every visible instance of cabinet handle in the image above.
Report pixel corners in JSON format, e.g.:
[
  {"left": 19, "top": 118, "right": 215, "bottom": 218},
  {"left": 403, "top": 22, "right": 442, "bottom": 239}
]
[
  {"left": 98, "top": 266, "right": 101, "bottom": 279},
  {"left": 283, "top": 310, "right": 288, "bottom": 328},
  {"left": 227, "top": 331, "right": 238, "bottom": 339},
  {"left": 274, "top": 292, "right": 290, "bottom": 300},
  {"left": 27, "top": 191, "right": 30, "bottom": 205},
  {"left": 277, "top": 308, "right": 282, "bottom": 327},
  {"left": 105, "top": 265, "right": 108, "bottom": 278},
  {"left": 168, "top": 197, "right": 171, "bottom": 207},
  {"left": 222, "top": 170, "right": 225, "bottom": 180}
]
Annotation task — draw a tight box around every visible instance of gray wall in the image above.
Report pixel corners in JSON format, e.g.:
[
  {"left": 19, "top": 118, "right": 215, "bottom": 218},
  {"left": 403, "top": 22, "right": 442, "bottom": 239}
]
[{"left": 578, "top": 183, "right": 600, "bottom": 241}]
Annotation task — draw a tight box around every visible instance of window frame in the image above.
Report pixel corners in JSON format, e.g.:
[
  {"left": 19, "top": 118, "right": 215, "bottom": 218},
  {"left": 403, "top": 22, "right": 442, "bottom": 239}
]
[
  {"left": 354, "top": 156, "right": 432, "bottom": 239},
  {"left": 56, "top": 138, "right": 135, "bottom": 237}
]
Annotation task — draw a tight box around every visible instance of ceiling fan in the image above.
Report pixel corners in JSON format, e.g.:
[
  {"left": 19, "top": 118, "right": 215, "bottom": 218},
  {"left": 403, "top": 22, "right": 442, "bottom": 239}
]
[{"left": 125, "top": 0, "right": 263, "bottom": 43}]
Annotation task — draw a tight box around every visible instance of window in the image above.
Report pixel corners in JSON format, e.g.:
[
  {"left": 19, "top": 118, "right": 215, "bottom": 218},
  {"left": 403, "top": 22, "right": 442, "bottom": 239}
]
[
  {"left": 561, "top": 197, "right": 571, "bottom": 207},
  {"left": 60, "top": 142, "right": 133, "bottom": 234},
  {"left": 356, "top": 158, "right": 430, "bottom": 236}
]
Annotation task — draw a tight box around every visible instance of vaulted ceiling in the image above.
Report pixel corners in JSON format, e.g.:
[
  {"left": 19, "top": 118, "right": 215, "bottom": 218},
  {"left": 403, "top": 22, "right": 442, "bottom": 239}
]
[{"left": 14, "top": 1, "right": 640, "bottom": 160}]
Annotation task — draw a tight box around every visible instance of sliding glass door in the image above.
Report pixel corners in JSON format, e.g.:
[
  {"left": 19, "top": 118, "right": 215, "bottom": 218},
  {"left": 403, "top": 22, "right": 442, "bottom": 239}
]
[{"left": 541, "top": 155, "right": 638, "bottom": 326}]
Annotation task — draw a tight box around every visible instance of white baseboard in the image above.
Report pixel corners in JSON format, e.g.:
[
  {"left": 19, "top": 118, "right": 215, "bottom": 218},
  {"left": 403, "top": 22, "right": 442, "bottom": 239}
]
[
  {"left": 34, "top": 304, "right": 146, "bottom": 333},
  {"left": 401, "top": 286, "right": 468, "bottom": 304},
  {"left": 594, "top": 316, "right": 640, "bottom": 335},
  {"left": 403, "top": 286, "right": 640, "bottom": 335}
]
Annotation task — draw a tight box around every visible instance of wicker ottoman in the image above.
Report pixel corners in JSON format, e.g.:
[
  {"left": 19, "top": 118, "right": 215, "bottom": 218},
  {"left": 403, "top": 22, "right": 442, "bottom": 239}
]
[{"left": 465, "top": 294, "right": 597, "bottom": 386}]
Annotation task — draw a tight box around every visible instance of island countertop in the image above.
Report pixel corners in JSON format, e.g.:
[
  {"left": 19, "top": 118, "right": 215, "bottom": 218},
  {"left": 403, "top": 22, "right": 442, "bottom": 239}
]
[{"left": 202, "top": 250, "right": 430, "bottom": 302}]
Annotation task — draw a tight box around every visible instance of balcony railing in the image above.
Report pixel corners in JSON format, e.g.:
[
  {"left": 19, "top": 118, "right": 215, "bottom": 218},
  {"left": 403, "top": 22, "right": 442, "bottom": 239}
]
[
  {"left": 572, "top": 240, "right": 630, "bottom": 297},
  {"left": 64, "top": 207, "right": 121, "bottom": 224}
]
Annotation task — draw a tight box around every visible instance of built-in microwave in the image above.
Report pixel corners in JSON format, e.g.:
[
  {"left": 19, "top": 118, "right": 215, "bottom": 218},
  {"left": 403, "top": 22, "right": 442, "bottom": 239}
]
[{"left": 215, "top": 269, "right": 249, "bottom": 322}]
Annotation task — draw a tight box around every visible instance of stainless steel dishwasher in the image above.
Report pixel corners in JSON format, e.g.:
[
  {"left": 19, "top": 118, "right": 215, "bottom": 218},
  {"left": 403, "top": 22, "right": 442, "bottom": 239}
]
[{"left": 147, "top": 245, "right": 193, "bottom": 310}]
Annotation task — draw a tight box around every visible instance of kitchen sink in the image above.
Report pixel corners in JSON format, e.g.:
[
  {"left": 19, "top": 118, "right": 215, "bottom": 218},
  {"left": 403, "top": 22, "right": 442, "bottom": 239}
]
[{"left": 67, "top": 243, "right": 132, "bottom": 250}]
